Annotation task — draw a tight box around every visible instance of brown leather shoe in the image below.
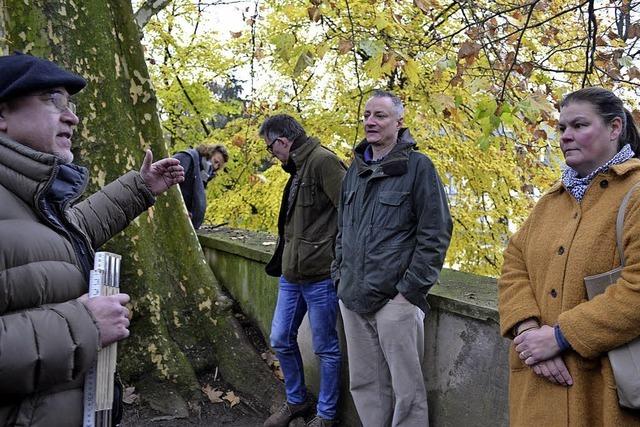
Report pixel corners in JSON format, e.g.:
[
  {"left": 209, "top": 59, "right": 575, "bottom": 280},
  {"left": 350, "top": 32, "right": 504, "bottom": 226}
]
[
  {"left": 306, "top": 416, "right": 336, "bottom": 427},
  {"left": 263, "top": 399, "right": 313, "bottom": 427}
]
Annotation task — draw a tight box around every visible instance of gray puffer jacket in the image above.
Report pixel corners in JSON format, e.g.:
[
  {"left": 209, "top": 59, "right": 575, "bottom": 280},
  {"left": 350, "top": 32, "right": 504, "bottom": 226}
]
[
  {"left": 333, "top": 128, "right": 453, "bottom": 315},
  {"left": 0, "top": 135, "right": 155, "bottom": 426}
]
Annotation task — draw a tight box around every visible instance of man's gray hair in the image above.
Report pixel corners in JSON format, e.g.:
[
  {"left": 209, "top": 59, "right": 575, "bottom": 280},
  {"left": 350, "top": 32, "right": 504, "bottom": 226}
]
[{"left": 369, "top": 89, "right": 404, "bottom": 118}]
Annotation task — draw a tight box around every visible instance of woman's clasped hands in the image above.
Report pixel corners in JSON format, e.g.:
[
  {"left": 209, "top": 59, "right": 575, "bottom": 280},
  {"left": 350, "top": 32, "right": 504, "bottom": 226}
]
[{"left": 514, "top": 325, "right": 573, "bottom": 386}]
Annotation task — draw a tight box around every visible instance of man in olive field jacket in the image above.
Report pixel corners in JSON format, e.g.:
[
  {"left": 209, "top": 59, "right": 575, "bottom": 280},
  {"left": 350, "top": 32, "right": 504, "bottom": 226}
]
[
  {"left": 0, "top": 53, "right": 184, "bottom": 426},
  {"left": 333, "top": 90, "right": 452, "bottom": 427},
  {"left": 261, "top": 114, "right": 346, "bottom": 427}
]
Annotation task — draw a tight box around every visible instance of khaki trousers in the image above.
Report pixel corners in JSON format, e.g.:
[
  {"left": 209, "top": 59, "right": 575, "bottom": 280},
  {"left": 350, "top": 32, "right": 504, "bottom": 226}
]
[{"left": 339, "top": 299, "right": 428, "bottom": 427}]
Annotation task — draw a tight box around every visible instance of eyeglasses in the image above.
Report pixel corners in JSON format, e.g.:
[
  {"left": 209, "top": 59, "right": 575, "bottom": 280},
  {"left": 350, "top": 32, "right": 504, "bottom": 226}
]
[
  {"left": 266, "top": 137, "right": 281, "bottom": 154},
  {"left": 36, "top": 91, "right": 76, "bottom": 114},
  {"left": 48, "top": 92, "right": 76, "bottom": 114}
]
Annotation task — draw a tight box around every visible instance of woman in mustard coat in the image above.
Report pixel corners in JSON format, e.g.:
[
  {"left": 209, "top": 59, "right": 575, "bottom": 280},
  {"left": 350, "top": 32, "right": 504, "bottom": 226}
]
[{"left": 499, "top": 87, "right": 640, "bottom": 426}]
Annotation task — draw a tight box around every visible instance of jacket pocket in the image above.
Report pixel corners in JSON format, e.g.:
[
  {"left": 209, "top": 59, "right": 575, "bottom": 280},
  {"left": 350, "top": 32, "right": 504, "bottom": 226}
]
[
  {"left": 298, "top": 180, "right": 316, "bottom": 207},
  {"left": 298, "top": 237, "right": 334, "bottom": 277},
  {"left": 342, "top": 190, "right": 356, "bottom": 227},
  {"left": 377, "top": 191, "right": 410, "bottom": 229}
]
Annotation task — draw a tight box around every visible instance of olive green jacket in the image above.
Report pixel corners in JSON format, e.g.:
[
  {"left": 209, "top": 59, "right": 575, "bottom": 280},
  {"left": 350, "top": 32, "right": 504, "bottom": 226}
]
[
  {"left": 266, "top": 137, "right": 346, "bottom": 283},
  {"left": 333, "top": 129, "right": 452, "bottom": 314}
]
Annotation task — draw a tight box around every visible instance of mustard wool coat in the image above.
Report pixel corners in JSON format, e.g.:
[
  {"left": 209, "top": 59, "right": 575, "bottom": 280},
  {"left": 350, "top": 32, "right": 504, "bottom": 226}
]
[{"left": 499, "top": 159, "right": 640, "bottom": 426}]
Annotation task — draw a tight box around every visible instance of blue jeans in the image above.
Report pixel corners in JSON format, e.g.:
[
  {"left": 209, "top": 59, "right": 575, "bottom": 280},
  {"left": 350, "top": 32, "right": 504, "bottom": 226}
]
[{"left": 270, "top": 276, "right": 341, "bottom": 419}]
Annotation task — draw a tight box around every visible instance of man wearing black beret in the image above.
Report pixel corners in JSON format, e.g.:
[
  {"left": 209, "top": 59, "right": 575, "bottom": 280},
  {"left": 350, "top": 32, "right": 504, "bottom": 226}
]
[{"left": 0, "top": 53, "right": 185, "bottom": 426}]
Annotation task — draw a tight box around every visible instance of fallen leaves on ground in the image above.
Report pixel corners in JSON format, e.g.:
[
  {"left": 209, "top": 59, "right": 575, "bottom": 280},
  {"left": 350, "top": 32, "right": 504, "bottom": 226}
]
[
  {"left": 224, "top": 391, "right": 240, "bottom": 407},
  {"left": 122, "top": 386, "right": 139, "bottom": 405},
  {"left": 201, "top": 384, "right": 224, "bottom": 403},
  {"left": 261, "top": 351, "right": 285, "bottom": 381},
  {"left": 202, "top": 384, "right": 242, "bottom": 408}
]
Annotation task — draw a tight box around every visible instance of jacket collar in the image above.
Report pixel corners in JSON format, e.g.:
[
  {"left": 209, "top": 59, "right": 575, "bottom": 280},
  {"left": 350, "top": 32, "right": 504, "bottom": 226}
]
[
  {"left": 0, "top": 133, "right": 87, "bottom": 208},
  {"left": 547, "top": 158, "right": 640, "bottom": 195},
  {"left": 47, "top": 163, "right": 88, "bottom": 207},
  {"left": 289, "top": 136, "right": 319, "bottom": 170},
  {"left": 354, "top": 128, "right": 416, "bottom": 177},
  {"left": 610, "top": 158, "right": 640, "bottom": 176}
]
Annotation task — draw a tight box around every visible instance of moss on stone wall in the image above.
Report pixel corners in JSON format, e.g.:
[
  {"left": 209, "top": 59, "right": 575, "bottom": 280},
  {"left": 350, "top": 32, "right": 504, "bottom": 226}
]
[{"left": 198, "top": 226, "right": 501, "bottom": 333}]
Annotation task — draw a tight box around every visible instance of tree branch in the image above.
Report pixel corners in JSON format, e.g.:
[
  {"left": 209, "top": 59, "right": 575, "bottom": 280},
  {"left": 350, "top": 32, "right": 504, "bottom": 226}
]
[
  {"left": 499, "top": 0, "right": 538, "bottom": 102},
  {"left": 582, "top": 0, "right": 597, "bottom": 86},
  {"left": 163, "top": 45, "right": 211, "bottom": 136},
  {"left": 135, "top": 0, "right": 172, "bottom": 30},
  {"left": 345, "top": 0, "right": 364, "bottom": 147}
]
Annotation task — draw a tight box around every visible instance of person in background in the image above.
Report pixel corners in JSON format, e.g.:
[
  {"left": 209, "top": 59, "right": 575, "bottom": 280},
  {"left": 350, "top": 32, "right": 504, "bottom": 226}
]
[
  {"left": 499, "top": 87, "right": 640, "bottom": 425},
  {"left": 174, "top": 143, "right": 228, "bottom": 229},
  {"left": 333, "top": 90, "right": 452, "bottom": 427},
  {"left": 0, "top": 52, "right": 184, "bottom": 426},
  {"left": 260, "top": 114, "right": 346, "bottom": 427}
]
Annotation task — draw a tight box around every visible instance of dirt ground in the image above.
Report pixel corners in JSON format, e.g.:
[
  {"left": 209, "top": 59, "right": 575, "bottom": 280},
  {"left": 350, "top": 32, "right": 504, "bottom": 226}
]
[
  {"left": 120, "top": 379, "right": 312, "bottom": 427},
  {"left": 121, "top": 398, "right": 311, "bottom": 427},
  {"left": 120, "top": 370, "right": 266, "bottom": 426},
  {"left": 120, "top": 363, "right": 313, "bottom": 427},
  {"left": 121, "top": 402, "right": 265, "bottom": 426},
  {"left": 119, "top": 296, "right": 313, "bottom": 427}
]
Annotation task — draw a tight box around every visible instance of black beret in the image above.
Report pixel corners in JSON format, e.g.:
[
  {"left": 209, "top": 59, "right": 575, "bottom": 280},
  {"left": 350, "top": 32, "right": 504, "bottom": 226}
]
[{"left": 0, "top": 52, "right": 86, "bottom": 102}]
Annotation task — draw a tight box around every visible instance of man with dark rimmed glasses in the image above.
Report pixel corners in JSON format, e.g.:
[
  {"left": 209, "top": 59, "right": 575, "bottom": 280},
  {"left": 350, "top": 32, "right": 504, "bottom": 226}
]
[
  {"left": 0, "top": 52, "right": 184, "bottom": 426},
  {"left": 260, "top": 114, "right": 346, "bottom": 427}
]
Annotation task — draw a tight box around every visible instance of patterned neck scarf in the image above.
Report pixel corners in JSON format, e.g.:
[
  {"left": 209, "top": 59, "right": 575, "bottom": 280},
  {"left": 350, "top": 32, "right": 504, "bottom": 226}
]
[{"left": 561, "top": 144, "right": 635, "bottom": 202}]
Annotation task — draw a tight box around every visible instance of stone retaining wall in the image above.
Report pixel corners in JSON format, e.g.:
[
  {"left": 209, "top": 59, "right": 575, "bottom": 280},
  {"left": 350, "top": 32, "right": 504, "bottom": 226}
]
[{"left": 198, "top": 228, "right": 510, "bottom": 427}]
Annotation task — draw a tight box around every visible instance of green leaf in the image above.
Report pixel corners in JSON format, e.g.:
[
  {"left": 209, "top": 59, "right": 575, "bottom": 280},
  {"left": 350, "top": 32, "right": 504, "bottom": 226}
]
[
  {"left": 518, "top": 99, "right": 541, "bottom": 123},
  {"left": 293, "top": 50, "right": 315, "bottom": 76},
  {"left": 478, "top": 135, "right": 492, "bottom": 150},
  {"left": 475, "top": 98, "right": 497, "bottom": 120},
  {"left": 618, "top": 56, "right": 634, "bottom": 68},
  {"left": 273, "top": 33, "right": 296, "bottom": 61},
  {"left": 479, "top": 116, "right": 494, "bottom": 134},
  {"left": 358, "top": 39, "right": 384, "bottom": 57},
  {"left": 501, "top": 111, "right": 514, "bottom": 126}
]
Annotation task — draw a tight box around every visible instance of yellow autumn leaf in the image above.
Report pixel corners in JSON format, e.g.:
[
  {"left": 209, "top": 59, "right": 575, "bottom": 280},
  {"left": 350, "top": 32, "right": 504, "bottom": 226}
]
[
  {"left": 315, "top": 42, "right": 330, "bottom": 59},
  {"left": 374, "top": 15, "right": 390, "bottom": 30},
  {"left": 404, "top": 59, "right": 419, "bottom": 83},
  {"left": 363, "top": 52, "right": 384, "bottom": 79}
]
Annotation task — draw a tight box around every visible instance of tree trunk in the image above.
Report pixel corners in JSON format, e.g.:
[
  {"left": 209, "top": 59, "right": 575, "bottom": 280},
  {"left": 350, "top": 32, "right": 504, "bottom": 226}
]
[{"left": 0, "top": 0, "right": 282, "bottom": 414}]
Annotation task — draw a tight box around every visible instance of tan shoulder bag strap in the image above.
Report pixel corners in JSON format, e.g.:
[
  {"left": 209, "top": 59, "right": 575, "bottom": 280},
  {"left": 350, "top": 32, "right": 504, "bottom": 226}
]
[{"left": 616, "top": 181, "right": 640, "bottom": 267}]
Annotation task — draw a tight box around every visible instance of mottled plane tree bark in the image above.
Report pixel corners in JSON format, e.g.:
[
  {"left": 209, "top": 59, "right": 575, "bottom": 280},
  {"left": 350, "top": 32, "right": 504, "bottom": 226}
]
[
  {"left": 0, "top": 0, "right": 281, "bottom": 415},
  {"left": 134, "top": 0, "right": 172, "bottom": 30}
]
